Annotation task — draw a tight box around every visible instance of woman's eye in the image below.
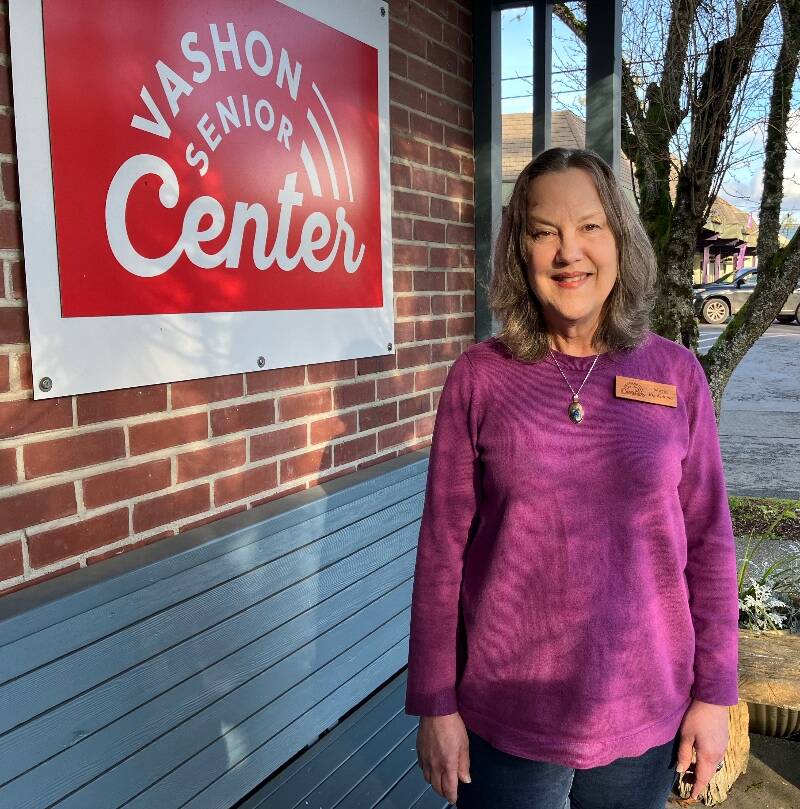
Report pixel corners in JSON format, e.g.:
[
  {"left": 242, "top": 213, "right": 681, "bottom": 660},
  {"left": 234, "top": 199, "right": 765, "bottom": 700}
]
[
  {"left": 529, "top": 229, "right": 551, "bottom": 240},
  {"left": 583, "top": 223, "right": 600, "bottom": 231}
]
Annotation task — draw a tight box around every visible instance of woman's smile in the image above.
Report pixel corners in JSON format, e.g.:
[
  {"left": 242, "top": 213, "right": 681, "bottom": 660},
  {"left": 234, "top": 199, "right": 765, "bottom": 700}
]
[{"left": 552, "top": 272, "right": 593, "bottom": 288}]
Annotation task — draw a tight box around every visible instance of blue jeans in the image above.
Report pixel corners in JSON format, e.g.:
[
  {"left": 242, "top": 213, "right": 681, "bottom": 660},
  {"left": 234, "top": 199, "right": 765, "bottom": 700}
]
[{"left": 455, "top": 726, "right": 680, "bottom": 809}]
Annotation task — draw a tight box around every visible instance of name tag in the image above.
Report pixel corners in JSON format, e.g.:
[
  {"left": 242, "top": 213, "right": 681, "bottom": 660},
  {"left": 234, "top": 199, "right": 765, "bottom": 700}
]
[{"left": 615, "top": 375, "right": 678, "bottom": 407}]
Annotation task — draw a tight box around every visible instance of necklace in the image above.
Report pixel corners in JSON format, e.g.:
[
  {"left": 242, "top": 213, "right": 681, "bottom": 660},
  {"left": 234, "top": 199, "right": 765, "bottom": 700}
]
[{"left": 548, "top": 347, "right": 601, "bottom": 424}]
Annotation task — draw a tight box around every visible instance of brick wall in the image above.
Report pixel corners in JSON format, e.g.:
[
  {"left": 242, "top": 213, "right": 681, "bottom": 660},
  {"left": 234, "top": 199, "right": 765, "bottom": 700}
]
[{"left": 0, "top": 0, "right": 475, "bottom": 596}]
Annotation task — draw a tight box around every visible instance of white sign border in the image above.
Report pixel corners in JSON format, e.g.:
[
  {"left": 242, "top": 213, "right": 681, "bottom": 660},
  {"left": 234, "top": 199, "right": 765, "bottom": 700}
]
[{"left": 9, "top": 0, "right": 393, "bottom": 400}]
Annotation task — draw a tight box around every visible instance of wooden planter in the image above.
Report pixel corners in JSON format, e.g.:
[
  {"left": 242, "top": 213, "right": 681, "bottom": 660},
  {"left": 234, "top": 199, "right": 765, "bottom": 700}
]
[{"left": 738, "top": 628, "right": 800, "bottom": 738}]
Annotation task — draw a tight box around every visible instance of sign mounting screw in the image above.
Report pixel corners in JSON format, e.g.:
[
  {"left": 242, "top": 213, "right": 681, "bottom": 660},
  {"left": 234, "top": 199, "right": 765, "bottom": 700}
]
[
  {"left": 39, "top": 377, "right": 53, "bottom": 393},
  {"left": 380, "top": 6, "right": 386, "bottom": 16},
  {"left": 257, "top": 356, "right": 266, "bottom": 368},
  {"left": 387, "top": 343, "right": 393, "bottom": 352}
]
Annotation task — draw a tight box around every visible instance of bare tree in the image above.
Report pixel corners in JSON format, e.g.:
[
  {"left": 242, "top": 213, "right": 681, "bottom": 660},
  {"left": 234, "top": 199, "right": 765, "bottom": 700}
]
[{"left": 555, "top": 0, "right": 800, "bottom": 417}]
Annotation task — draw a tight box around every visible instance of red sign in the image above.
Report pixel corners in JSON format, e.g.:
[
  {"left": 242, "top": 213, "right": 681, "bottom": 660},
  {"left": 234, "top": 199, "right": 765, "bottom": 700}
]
[{"left": 43, "top": 0, "right": 382, "bottom": 316}]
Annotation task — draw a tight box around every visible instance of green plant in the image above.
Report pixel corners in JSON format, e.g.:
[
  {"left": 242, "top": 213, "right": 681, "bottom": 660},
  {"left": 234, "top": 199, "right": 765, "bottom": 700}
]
[{"left": 737, "top": 521, "right": 800, "bottom": 633}]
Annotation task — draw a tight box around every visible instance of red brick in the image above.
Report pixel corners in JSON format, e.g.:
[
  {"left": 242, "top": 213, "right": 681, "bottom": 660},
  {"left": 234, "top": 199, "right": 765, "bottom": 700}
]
[
  {"left": 16, "top": 351, "right": 32, "bottom": 390},
  {"left": 446, "top": 175, "right": 474, "bottom": 200},
  {"left": 0, "top": 114, "right": 14, "bottom": 153},
  {"left": 426, "top": 0, "right": 459, "bottom": 23},
  {"left": 391, "top": 76, "right": 427, "bottom": 113},
  {"left": 416, "top": 413, "right": 436, "bottom": 438},
  {"left": 460, "top": 155, "right": 475, "bottom": 177},
  {"left": 429, "top": 145, "right": 460, "bottom": 172},
  {"left": 391, "top": 161, "right": 412, "bottom": 188},
  {"left": 0, "top": 540, "right": 23, "bottom": 581},
  {"left": 129, "top": 412, "right": 208, "bottom": 455},
  {"left": 24, "top": 429, "right": 125, "bottom": 479},
  {"left": 278, "top": 389, "right": 332, "bottom": 421},
  {"left": 446, "top": 222, "right": 474, "bottom": 245},
  {"left": 389, "top": 20, "right": 427, "bottom": 59},
  {"left": 0, "top": 305, "right": 28, "bottom": 343},
  {"left": 462, "top": 292, "right": 475, "bottom": 312},
  {"left": 0, "top": 208, "right": 20, "bottom": 250},
  {"left": 0, "top": 63, "right": 9, "bottom": 105},
  {"left": 393, "top": 189, "right": 429, "bottom": 216},
  {"left": 445, "top": 125, "right": 473, "bottom": 151},
  {"left": 0, "top": 398, "right": 72, "bottom": 440},
  {"left": 394, "top": 269, "right": 413, "bottom": 293},
  {"left": 390, "top": 103, "right": 410, "bottom": 132},
  {"left": 392, "top": 216, "right": 413, "bottom": 240},
  {"left": 307, "top": 359, "right": 356, "bottom": 384},
  {"left": 358, "top": 450, "right": 400, "bottom": 470},
  {"left": 390, "top": 0, "right": 410, "bottom": 25},
  {"left": 427, "top": 93, "right": 460, "bottom": 126},
  {"left": 0, "top": 446, "right": 16, "bottom": 486},
  {"left": 2, "top": 161, "right": 17, "bottom": 203},
  {"left": 397, "top": 295, "right": 431, "bottom": 317},
  {"left": 395, "top": 320, "right": 415, "bottom": 344},
  {"left": 397, "top": 344, "right": 432, "bottom": 369},
  {"left": 400, "top": 392, "right": 432, "bottom": 420},
  {"left": 0, "top": 353, "right": 8, "bottom": 391},
  {"left": 133, "top": 484, "right": 210, "bottom": 533},
  {"left": 392, "top": 133, "right": 429, "bottom": 164},
  {"left": 447, "top": 314, "right": 475, "bottom": 337},
  {"left": 411, "top": 166, "right": 447, "bottom": 194},
  {"left": 414, "top": 270, "right": 447, "bottom": 292},
  {"left": 416, "top": 367, "right": 449, "bottom": 390},
  {"left": 176, "top": 439, "right": 246, "bottom": 483},
  {"left": 246, "top": 365, "right": 305, "bottom": 396},
  {"left": 460, "top": 202, "right": 474, "bottom": 223},
  {"left": 409, "top": 112, "right": 444, "bottom": 144},
  {"left": 214, "top": 463, "right": 278, "bottom": 506},
  {"left": 171, "top": 374, "right": 243, "bottom": 408},
  {"left": 430, "top": 247, "right": 461, "bottom": 267},
  {"left": 310, "top": 412, "right": 358, "bottom": 444},
  {"left": 0, "top": 482, "right": 77, "bottom": 534},
  {"left": 389, "top": 46, "right": 407, "bottom": 78},
  {"left": 409, "top": 3, "right": 444, "bottom": 39},
  {"left": 357, "top": 354, "right": 397, "bottom": 377},
  {"left": 426, "top": 39, "right": 459, "bottom": 73},
  {"left": 413, "top": 218, "right": 446, "bottom": 244},
  {"left": 333, "top": 379, "right": 376, "bottom": 409},
  {"left": 394, "top": 243, "right": 428, "bottom": 266},
  {"left": 431, "top": 197, "right": 461, "bottom": 221},
  {"left": 447, "top": 270, "right": 474, "bottom": 291},
  {"left": 77, "top": 385, "right": 167, "bottom": 425},
  {"left": 83, "top": 459, "right": 172, "bottom": 509},
  {"left": 210, "top": 400, "right": 275, "bottom": 436},
  {"left": 432, "top": 294, "right": 462, "bottom": 315},
  {"left": 10, "top": 262, "right": 26, "bottom": 299},
  {"left": 415, "top": 318, "right": 447, "bottom": 340},
  {"left": 431, "top": 340, "right": 462, "bottom": 363},
  {"left": 359, "top": 401, "right": 397, "bottom": 431},
  {"left": 376, "top": 371, "right": 415, "bottom": 400},
  {"left": 378, "top": 421, "right": 416, "bottom": 451},
  {"left": 407, "top": 56, "right": 443, "bottom": 93},
  {"left": 28, "top": 508, "right": 129, "bottom": 567},
  {"left": 280, "top": 446, "right": 332, "bottom": 483},
  {"left": 444, "top": 73, "right": 472, "bottom": 106},
  {"left": 334, "top": 433, "right": 377, "bottom": 466},
  {"left": 250, "top": 424, "right": 308, "bottom": 462}
]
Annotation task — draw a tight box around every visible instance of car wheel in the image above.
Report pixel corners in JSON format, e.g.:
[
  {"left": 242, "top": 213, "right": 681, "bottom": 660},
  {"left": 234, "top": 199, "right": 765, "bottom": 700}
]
[
  {"left": 795, "top": 304, "right": 800, "bottom": 325},
  {"left": 776, "top": 315, "right": 795, "bottom": 324},
  {"left": 701, "top": 298, "right": 730, "bottom": 324}
]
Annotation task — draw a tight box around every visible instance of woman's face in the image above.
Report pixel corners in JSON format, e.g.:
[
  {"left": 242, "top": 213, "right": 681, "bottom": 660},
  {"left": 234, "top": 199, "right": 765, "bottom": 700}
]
[{"left": 524, "top": 167, "right": 619, "bottom": 335}]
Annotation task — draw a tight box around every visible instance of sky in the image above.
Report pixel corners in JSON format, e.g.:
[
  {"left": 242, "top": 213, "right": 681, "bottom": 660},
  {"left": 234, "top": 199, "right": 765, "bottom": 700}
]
[{"left": 500, "top": 7, "right": 800, "bottom": 231}]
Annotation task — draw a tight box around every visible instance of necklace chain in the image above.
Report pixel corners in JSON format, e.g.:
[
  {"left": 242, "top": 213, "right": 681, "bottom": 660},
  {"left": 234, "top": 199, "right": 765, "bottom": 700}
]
[
  {"left": 548, "top": 349, "right": 601, "bottom": 398},
  {"left": 548, "top": 347, "right": 602, "bottom": 423}
]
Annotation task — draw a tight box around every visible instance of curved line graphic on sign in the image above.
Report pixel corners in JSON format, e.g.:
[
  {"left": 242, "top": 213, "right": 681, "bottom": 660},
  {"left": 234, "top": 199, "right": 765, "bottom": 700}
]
[
  {"left": 300, "top": 141, "right": 323, "bottom": 197},
  {"left": 312, "top": 82, "right": 354, "bottom": 203},
  {"left": 307, "top": 108, "right": 340, "bottom": 200}
]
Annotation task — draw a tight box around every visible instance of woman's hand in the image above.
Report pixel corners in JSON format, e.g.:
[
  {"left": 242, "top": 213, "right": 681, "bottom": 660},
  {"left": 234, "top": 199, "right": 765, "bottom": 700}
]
[
  {"left": 416, "top": 713, "right": 472, "bottom": 805},
  {"left": 676, "top": 699, "right": 730, "bottom": 800}
]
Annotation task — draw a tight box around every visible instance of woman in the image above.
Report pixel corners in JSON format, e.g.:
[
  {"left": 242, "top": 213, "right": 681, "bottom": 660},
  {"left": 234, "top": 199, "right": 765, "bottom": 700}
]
[{"left": 404, "top": 147, "right": 739, "bottom": 809}]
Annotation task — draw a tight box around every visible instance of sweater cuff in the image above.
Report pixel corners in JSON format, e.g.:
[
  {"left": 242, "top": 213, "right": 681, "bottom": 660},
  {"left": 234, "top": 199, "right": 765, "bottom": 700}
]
[
  {"left": 690, "top": 679, "right": 739, "bottom": 707},
  {"left": 404, "top": 687, "right": 459, "bottom": 717}
]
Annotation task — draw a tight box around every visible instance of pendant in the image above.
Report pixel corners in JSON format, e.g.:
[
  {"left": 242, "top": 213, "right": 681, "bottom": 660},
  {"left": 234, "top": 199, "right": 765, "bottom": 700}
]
[{"left": 568, "top": 394, "right": 584, "bottom": 424}]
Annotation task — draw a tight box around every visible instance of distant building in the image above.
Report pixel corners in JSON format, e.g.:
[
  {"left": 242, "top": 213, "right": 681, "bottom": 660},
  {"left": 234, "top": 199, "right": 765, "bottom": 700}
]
[{"left": 502, "top": 110, "right": 760, "bottom": 284}]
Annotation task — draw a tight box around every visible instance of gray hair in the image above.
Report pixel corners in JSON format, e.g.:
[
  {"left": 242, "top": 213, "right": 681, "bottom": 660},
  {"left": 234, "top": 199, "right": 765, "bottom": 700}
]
[{"left": 487, "top": 147, "right": 657, "bottom": 363}]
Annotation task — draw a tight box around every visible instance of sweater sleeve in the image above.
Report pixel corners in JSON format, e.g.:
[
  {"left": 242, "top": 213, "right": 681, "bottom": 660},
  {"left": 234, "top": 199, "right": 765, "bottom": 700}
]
[
  {"left": 404, "top": 352, "right": 481, "bottom": 717},
  {"left": 677, "top": 355, "right": 740, "bottom": 706}
]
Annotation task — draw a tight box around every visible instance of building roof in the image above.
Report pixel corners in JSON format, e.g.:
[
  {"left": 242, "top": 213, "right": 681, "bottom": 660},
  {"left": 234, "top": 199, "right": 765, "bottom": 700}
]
[{"left": 502, "top": 110, "right": 768, "bottom": 249}]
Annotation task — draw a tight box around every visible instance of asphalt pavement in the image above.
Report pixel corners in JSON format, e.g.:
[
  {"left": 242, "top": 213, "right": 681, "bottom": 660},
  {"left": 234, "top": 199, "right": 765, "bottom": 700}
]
[{"left": 699, "top": 323, "right": 800, "bottom": 500}]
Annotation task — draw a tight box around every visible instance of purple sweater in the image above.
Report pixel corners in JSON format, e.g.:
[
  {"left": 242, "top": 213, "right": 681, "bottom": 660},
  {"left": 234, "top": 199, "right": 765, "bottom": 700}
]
[{"left": 404, "top": 331, "right": 740, "bottom": 768}]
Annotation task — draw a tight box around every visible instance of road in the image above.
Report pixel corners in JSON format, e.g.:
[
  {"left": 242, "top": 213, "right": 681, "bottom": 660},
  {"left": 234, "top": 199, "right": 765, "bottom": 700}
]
[{"left": 698, "top": 322, "right": 800, "bottom": 499}]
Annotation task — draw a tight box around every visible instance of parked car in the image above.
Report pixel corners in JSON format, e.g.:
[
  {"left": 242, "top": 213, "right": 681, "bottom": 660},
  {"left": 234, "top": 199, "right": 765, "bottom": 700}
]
[{"left": 693, "top": 268, "right": 800, "bottom": 324}]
